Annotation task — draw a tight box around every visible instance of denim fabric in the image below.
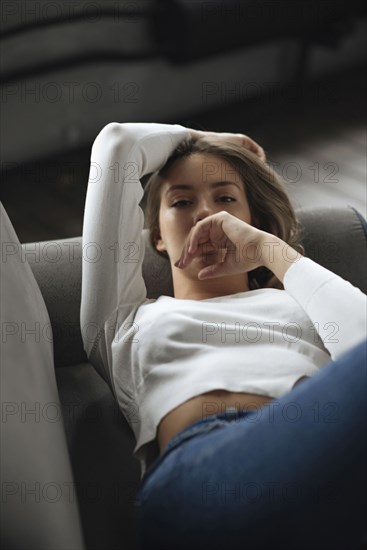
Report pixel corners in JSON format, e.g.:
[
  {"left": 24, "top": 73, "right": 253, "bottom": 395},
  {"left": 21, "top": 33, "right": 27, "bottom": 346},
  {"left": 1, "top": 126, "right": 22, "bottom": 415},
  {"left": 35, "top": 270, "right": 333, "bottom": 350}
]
[{"left": 133, "top": 339, "right": 367, "bottom": 550}]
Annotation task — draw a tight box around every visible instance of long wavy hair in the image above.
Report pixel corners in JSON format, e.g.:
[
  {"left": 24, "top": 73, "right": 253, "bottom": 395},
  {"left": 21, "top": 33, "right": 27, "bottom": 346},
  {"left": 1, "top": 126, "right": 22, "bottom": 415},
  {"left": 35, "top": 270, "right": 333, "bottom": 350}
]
[{"left": 143, "top": 137, "right": 305, "bottom": 291}]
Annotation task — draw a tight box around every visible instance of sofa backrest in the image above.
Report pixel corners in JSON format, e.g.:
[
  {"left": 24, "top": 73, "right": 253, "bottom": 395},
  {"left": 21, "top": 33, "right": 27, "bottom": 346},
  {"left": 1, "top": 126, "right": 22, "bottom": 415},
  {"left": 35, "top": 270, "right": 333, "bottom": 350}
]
[{"left": 22, "top": 206, "right": 367, "bottom": 369}]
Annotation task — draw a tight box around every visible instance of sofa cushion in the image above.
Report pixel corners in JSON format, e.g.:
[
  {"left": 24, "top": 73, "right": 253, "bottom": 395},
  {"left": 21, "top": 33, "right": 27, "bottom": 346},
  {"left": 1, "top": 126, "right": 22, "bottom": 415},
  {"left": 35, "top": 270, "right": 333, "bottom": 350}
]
[{"left": 55, "top": 361, "right": 141, "bottom": 550}]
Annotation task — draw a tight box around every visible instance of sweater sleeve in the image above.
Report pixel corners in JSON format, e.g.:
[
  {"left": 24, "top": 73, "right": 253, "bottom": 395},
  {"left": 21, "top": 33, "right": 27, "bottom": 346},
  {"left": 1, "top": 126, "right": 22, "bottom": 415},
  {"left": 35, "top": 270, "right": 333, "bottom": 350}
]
[
  {"left": 80, "top": 122, "right": 190, "bottom": 389},
  {"left": 283, "top": 256, "right": 367, "bottom": 361}
]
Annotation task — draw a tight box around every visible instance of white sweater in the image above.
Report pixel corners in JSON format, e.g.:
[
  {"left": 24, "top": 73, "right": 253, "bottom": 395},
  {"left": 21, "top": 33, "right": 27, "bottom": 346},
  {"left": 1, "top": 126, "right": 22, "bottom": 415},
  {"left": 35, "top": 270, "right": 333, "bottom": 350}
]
[{"left": 81, "top": 122, "right": 367, "bottom": 480}]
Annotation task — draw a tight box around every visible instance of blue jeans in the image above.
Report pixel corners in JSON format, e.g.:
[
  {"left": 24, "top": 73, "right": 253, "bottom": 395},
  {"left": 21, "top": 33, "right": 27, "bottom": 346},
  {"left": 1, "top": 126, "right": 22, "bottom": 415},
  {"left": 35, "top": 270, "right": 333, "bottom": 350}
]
[{"left": 133, "top": 339, "right": 367, "bottom": 550}]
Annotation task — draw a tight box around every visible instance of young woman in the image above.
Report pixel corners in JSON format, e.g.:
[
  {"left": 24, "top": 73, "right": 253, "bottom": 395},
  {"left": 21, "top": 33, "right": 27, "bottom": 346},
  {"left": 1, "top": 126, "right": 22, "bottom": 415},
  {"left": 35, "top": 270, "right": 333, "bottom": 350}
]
[{"left": 81, "top": 122, "right": 367, "bottom": 550}]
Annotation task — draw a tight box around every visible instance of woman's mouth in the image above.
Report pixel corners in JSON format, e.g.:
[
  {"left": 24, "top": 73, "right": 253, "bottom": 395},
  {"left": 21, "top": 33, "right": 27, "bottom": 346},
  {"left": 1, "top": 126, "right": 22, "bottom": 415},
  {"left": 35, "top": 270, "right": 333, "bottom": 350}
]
[
  {"left": 199, "top": 243, "right": 217, "bottom": 254},
  {"left": 197, "top": 245, "right": 219, "bottom": 260}
]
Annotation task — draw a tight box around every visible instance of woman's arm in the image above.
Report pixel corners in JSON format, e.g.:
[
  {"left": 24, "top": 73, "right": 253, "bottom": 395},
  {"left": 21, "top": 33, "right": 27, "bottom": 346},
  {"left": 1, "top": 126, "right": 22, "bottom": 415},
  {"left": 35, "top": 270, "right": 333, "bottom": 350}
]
[
  {"left": 176, "top": 212, "right": 366, "bottom": 362},
  {"left": 80, "top": 122, "right": 190, "bottom": 390},
  {"left": 261, "top": 235, "right": 367, "bottom": 360},
  {"left": 261, "top": 234, "right": 367, "bottom": 361}
]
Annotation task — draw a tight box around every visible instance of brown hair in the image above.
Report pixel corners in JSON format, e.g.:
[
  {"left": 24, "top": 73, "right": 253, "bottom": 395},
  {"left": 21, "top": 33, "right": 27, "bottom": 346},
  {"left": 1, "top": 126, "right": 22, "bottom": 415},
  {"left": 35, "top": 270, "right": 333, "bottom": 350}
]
[{"left": 143, "top": 137, "right": 305, "bottom": 290}]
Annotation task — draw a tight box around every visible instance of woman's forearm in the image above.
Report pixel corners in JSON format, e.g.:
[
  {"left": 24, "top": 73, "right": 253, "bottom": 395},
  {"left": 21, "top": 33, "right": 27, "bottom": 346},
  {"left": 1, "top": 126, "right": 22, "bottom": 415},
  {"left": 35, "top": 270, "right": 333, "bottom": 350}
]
[{"left": 260, "top": 234, "right": 303, "bottom": 284}]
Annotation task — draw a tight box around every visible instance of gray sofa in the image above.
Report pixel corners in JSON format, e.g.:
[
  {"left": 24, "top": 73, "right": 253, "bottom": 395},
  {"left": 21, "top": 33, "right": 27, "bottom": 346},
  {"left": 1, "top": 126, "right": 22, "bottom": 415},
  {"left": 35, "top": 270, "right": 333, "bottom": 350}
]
[{"left": 22, "top": 205, "right": 367, "bottom": 550}]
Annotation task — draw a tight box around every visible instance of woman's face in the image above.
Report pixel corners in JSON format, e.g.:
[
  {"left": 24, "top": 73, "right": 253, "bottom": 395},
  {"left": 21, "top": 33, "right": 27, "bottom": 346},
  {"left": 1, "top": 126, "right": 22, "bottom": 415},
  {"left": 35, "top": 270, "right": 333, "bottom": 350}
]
[{"left": 155, "top": 153, "right": 254, "bottom": 273}]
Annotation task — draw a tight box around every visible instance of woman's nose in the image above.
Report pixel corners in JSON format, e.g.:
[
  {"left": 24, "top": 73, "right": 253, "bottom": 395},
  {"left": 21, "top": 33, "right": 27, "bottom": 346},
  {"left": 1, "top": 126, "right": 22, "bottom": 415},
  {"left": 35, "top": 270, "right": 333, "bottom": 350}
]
[{"left": 194, "top": 201, "right": 215, "bottom": 224}]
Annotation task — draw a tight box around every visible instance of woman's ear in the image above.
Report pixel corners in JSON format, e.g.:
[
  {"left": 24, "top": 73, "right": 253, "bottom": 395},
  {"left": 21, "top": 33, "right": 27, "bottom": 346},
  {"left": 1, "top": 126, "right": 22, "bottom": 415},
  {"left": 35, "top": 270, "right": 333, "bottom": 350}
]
[
  {"left": 154, "top": 230, "right": 166, "bottom": 254},
  {"left": 155, "top": 240, "right": 166, "bottom": 254}
]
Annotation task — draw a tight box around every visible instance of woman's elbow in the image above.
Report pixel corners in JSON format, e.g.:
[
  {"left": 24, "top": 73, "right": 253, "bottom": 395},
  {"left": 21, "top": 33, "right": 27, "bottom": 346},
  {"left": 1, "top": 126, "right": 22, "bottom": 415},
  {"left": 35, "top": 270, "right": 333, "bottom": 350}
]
[{"left": 91, "top": 122, "right": 134, "bottom": 155}]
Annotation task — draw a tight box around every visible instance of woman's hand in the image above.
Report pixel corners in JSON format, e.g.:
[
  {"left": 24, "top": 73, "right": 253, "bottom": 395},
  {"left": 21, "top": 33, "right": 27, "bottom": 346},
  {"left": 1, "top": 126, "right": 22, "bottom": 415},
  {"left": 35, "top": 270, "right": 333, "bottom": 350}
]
[
  {"left": 174, "top": 211, "right": 269, "bottom": 280},
  {"left": 188, "top": 128, "right": 266, "bottom": 162}
]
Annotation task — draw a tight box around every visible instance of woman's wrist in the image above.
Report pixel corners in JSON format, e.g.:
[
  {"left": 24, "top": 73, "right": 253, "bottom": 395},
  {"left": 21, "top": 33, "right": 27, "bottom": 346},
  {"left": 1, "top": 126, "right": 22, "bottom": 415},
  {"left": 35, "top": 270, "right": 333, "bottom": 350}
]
[
  {"left": 187, "top": 128, "right": 266, "bottom": 161},
  {"left": 259, "top": 234, "right": 303, "bottom": 284}
]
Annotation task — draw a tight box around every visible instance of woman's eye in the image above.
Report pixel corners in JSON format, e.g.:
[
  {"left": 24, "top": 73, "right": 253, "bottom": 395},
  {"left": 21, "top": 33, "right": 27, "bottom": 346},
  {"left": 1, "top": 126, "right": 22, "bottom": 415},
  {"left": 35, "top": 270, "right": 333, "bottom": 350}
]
[
  {"left": 219, "top": 196, "right": 236, "bottom": 202},
  {"left": 172, "top": 200, "right": 191, "bottom": 207},
  {"left": 172, "top": 196, "right": 236, "bottom": 207}
]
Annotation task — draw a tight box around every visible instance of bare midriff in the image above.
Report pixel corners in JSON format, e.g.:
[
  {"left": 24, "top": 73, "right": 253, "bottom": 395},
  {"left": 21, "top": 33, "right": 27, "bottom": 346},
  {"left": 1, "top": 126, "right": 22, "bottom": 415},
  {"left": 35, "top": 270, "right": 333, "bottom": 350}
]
[{"left": 156, "top": 377, "right": 310, "bottom": 456}]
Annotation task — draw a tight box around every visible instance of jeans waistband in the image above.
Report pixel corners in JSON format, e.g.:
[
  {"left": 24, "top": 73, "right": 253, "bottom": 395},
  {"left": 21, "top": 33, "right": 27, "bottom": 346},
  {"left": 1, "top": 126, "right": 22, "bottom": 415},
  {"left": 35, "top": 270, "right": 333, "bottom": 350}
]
[
  {"left": 163, "top": 406, "right": 252, "bottom": 455},
  {"left": 141, "top": 407, "right": 253, "bottom": 486},
  {"left": 141, "top": 407, "right": 252, "bottom": 487}
]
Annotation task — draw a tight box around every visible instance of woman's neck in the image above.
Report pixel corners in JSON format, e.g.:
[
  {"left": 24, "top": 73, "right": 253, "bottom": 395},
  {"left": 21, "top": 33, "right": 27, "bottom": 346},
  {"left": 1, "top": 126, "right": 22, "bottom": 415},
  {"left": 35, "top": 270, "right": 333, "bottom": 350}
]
[{"left": 172, "top": 272, "right": 250, "bottom": 301}]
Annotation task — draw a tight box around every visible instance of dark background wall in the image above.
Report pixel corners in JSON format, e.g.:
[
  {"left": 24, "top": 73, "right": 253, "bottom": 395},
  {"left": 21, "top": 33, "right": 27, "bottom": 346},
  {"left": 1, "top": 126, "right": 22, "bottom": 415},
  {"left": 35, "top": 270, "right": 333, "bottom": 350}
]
[{"left": 1, "top": 0, "right": 366, "bottom": 243}]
